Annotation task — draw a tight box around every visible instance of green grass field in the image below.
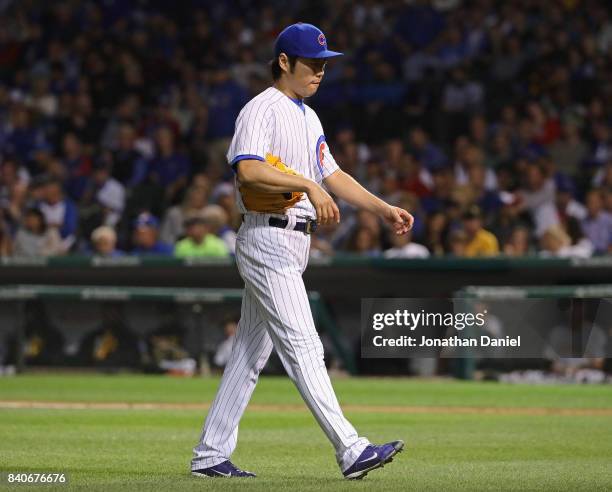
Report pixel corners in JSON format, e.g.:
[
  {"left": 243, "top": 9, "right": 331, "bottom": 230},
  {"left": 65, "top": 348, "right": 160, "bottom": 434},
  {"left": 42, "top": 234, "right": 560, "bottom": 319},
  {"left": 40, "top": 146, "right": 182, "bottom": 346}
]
[{"left": 1, "top": 375, "right": 611, "bottom": 491}]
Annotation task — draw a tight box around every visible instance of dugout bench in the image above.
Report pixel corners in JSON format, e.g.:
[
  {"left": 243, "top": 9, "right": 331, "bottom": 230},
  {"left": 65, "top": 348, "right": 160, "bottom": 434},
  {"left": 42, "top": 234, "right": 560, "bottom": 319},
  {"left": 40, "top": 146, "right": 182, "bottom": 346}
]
[
  {"left": 0, "top": 285, "right": 356, "bottom": 375},
  {"left": 453, "top": 284, "right": 612, "bottom": 379}
]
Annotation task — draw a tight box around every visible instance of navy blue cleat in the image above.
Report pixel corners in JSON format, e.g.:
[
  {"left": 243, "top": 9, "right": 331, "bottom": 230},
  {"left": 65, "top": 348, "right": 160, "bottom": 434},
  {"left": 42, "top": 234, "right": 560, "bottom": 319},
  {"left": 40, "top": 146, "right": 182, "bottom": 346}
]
[
  {"left": 191, "top": 460, "right": 256, "bottom": 478},
  {"left": 342, "top": 440, "right": 404, "bottom": 480}
]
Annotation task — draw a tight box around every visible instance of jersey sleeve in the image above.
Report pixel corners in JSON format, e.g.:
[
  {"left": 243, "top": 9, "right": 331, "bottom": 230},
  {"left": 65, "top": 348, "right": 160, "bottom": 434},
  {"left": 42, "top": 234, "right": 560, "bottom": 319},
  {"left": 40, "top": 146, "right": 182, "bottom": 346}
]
[
  {"left": 314, "top": 135, "right": 340, "bottom": 182},
  {"left": 226, "top": 101, "right": 273, "bottom": 172}
]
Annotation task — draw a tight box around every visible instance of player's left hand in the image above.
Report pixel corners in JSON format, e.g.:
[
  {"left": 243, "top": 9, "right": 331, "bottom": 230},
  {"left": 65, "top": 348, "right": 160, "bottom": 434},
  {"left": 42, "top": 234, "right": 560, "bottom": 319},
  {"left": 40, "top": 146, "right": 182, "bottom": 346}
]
[{"left": 382, "top": 206, "right": 414, "bottom": 235}]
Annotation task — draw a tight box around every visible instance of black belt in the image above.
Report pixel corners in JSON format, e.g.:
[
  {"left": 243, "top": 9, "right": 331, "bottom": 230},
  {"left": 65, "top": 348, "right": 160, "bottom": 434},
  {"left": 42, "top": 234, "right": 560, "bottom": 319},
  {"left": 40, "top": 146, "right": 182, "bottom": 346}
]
[{"left": 268, "top": 216, "right": 317, "bottom": 235}]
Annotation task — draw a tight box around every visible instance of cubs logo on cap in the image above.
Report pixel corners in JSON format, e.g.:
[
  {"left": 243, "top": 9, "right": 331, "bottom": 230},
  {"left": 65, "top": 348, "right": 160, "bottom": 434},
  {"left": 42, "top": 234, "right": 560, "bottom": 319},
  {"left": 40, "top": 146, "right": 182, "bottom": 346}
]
[{"left": 274, "top": 23, "right": 343, "bottom": 59}]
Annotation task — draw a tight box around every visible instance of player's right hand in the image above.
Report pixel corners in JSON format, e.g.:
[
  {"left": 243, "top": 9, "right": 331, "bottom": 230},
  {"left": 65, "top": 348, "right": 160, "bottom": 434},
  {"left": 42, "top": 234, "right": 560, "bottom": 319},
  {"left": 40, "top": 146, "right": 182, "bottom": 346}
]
[{"left": 306, "top": 183, "right": 340, "bottom": 225}]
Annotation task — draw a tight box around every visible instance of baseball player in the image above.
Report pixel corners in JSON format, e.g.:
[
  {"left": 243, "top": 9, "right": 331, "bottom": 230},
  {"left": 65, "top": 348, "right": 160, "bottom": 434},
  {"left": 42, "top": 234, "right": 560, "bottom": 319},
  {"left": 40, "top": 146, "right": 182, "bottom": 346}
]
[{"left": 191, "top": 22, "right": 414, "bottom": 480}]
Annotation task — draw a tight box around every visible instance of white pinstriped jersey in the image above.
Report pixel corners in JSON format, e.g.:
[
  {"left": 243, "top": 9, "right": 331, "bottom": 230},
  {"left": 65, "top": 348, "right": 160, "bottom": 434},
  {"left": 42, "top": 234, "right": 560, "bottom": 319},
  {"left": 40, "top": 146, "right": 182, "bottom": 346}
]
[{"left": 227, "top": 86, "right": 340, "bottom": 218}]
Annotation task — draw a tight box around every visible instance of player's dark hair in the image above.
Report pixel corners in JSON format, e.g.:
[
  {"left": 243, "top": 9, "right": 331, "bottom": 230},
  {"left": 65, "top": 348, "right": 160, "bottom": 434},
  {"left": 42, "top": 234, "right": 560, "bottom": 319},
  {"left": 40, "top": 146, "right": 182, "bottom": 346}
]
[{"left": 270, "top": 54, "right": 298, "bottom": 80}]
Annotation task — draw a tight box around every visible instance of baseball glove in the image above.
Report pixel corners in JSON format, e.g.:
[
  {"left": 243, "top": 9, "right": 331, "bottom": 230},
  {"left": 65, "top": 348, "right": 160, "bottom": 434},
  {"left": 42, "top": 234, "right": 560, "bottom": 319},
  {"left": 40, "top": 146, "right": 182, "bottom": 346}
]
[{"left": 239, "top": 153, "right": 304, "bottom": 213}]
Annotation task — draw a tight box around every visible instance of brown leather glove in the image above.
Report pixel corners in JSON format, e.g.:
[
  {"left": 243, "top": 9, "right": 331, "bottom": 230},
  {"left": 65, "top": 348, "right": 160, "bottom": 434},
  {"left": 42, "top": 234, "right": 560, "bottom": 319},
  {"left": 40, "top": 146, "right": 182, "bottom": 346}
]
[{"left": 239, "top": 153, "right": 304, "bottom": 213}]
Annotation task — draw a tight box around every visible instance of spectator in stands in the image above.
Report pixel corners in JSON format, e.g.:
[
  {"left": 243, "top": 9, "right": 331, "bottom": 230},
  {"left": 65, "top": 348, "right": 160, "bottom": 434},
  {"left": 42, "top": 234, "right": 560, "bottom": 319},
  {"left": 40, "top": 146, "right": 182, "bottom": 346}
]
[
  {"left": 13, "top": 208, "right": 63, "bottom": 257},
  {"left": 25, "top": 75, "right": 58, "bottom": 118},
  {"left": 334, "top": 209, "right": 383, "bottom": 252},
  {"left": 35, "top": 152, "right": 65, "bottom": 182},
  {"left": 0, "top": 155, "right": 30, "bottom": 192},
  {"left": 581, "top": 189, "right": 612, "bottom": 254},
  {"left": 0, "top": 155, "right": 29, "bottom": 226},
  {"left": 448, "top": 229, "right": 468, "bottom": 257},
  {"left": 549, "top": 120, "right": 589, "bottom": 177},
  {"left": 346, "top": 226, "right": 382, "bottom": 257},
  {"left": 200, "top": 204, "right": 236, "bottom": 255},
  {"left": 210, "top": 181, "right": 240, "bottom": 230},
  {"left": 173, "top": 213, "right": 229, "bottom": 259},
  {"left": 61, "top": 132, "right": 92, "bottom": 202},
  {"left": 517, "top": 161, "right": 559, "bottom": 237},
  {"left": 37, "top": 178, "right": 78, "bottom": 251},
  {"left": 593, "top": 161, "right": 612, "bottom": 189},
  {"left": 398, "top": 154, "right": 431, "bottom": 201},
  {"left": 468, "top": 116, "right": 490, "bottom": 152},
  {"left": 453, "top": 151, "right": 502, "bottom": 220},
  {"left": 440, "top": 66, "right": 484, "bottom": 139},
  {"left": 130, "top": 212, "right": 172, "bottom": 256},
  {"left": 27, "top": 175, "right": 48, "bottom": 207},
  {"left": 384, "top": 228, "right": 429, "bottom": 258},
  {"left": 539, "top": 224, "right": 591, "bottom": 258},
  {"left": 526, "top": 102, "right": 560, "bottom": 147},
  {"left": 60, "top": 92, "right": 103, "bottom": 150},
  {"left": 0, "top": 209, "right": 13, "bottom": 256},
  {"left": 160, "top": 184, "right": 209, "bottom": 245},
  {"left": 148, "top": 126, "right": 191, "bottom": 205},
  {"left": 420, "top": 165, "right": 456, "bottom": 215},
  {"left": 90, "top": 226, "right": 123, "bottom": 258},
  {"left": 462, "top": 205, "right": 500, "bottom": 257},
  {"left": 565, "top": 216, "right": 594, "bottom": 258},
  {"left": 110, "top": 123, "right": 148, "bottom": 187},
  {"left": 408, "top": 128, "right": 447, "bottom": 171},
  {"left": 87, "top": 157, "right": 126, "bottom": 228},
  {"left": 454, "top": 144, "right": 498, "bottom": 194},
  {"left": 555, "top": 177, "right": 587, "bottom": 223},
  {"left": 5, "top": 104, "right": 46, "bottom": 167},
  {"left": 502, "top": 226, "right": 532, "bottom": 257},
  {"left": 488, "top": 131, "right": 513, "bottom": 169},
  {"left": 490, "top": 34, "right": 527, "bottom": 88},
  {"left": 424, "top": 211, "right": 449, "bottom": 256}
]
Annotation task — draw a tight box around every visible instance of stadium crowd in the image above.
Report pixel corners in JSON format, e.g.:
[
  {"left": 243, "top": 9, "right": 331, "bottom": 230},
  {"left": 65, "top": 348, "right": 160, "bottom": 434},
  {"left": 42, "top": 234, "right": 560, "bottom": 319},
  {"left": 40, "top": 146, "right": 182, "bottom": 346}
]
[{"left": 0, "top": 0, "right": 611, "bottom": 259}]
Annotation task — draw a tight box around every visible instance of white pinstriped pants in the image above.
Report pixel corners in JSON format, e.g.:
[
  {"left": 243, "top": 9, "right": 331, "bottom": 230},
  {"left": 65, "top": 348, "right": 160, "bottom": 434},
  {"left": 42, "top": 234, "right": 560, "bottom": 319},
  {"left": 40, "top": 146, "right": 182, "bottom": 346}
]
[{"left": 191, "top": 213, "right": 369, "bottom": 472}]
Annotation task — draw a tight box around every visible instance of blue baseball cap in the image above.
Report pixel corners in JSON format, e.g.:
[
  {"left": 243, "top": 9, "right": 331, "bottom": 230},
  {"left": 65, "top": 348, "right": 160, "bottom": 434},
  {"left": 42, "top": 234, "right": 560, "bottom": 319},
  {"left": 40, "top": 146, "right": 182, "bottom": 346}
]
[
  {"left": 274, "top": 23, "right": 343, "bottom": 59},
  {"left": 133, "top": 212, "right": 159, "bottom": 229}
]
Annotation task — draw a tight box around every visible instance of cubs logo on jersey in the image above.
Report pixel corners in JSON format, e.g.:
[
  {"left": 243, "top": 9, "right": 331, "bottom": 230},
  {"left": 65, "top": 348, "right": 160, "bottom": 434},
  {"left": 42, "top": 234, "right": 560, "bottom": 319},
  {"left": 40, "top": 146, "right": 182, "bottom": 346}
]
[{"left": 316, "top": 135, "right": 326, "bottom": 178}]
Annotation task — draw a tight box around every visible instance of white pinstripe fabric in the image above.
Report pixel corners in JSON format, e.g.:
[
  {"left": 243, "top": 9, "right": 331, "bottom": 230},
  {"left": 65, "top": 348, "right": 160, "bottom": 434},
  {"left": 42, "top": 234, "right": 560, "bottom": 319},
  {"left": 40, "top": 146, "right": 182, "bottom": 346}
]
[{"left": 191, "top": 213, "right": 369, "bottom": 472}]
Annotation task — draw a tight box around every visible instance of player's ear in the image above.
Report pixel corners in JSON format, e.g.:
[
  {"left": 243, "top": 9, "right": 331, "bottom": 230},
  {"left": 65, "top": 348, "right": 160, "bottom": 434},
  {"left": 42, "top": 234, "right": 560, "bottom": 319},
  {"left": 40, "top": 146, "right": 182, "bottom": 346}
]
[{"left": 278, "top": 53, "right": 289, "bottom": 74}]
